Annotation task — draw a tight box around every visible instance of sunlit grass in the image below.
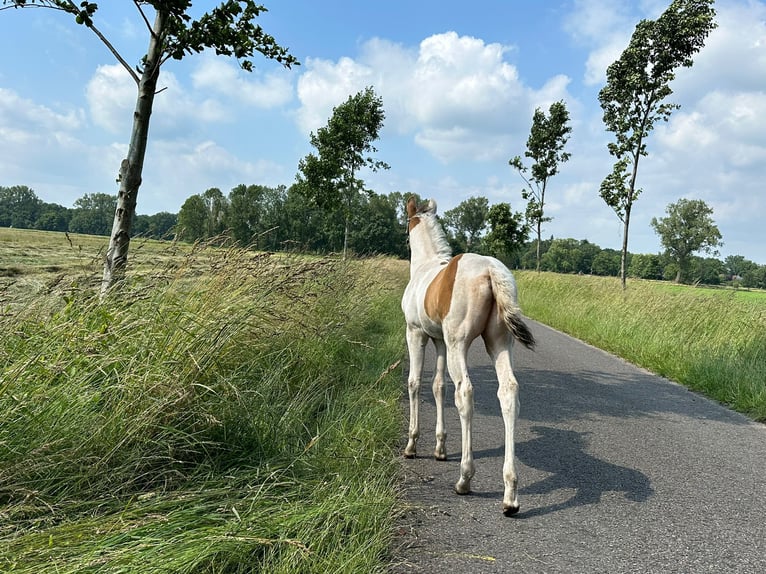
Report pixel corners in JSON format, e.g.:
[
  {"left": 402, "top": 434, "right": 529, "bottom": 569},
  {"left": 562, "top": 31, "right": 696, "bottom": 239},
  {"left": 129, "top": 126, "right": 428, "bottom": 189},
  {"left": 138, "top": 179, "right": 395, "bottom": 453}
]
[
  {"left": 516, "top": 272, "right": 766, "bottom": 421},
  {"left": 0, "top": 231, "right": 408, "bottom": 573}
]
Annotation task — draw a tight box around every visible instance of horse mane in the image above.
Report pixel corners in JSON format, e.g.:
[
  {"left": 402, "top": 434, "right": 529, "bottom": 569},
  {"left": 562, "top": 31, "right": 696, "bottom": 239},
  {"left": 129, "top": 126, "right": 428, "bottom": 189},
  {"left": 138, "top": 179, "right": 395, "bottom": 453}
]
[{"left": 415, "top": 204, "right": 453, "bottom": 263}]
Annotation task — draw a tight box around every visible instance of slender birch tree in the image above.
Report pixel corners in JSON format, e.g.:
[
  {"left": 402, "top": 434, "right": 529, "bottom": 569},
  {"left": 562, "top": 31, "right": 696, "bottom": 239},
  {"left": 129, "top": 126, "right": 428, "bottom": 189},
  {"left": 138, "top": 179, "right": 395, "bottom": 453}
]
[
  {"left": 2, "top": 0, "right": 298, "bottom": 296},
  {"left": 509, "top": 100, "right": 571, "bottom": 272},
  {"left": 598, "top": 0, "right": 716, "bottom": 289}
]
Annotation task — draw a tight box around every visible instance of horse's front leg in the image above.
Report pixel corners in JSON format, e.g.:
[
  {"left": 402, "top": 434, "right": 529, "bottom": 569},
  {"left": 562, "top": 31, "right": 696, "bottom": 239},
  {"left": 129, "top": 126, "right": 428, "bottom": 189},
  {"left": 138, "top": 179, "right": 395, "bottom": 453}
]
[
  {"left": 432, "top": 339, "right": 447, "bottom": 460},
  {"left": 404, "top": 327, "right": 428, "bottom": 458}
]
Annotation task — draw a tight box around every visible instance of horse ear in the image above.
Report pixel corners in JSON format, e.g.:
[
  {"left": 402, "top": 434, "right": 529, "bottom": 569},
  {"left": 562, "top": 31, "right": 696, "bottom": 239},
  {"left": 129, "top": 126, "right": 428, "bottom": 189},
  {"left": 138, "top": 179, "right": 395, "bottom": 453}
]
[
  {"left": 427, "top": 199, "right": 437, "bottom": 214},
  {"left": 406, "top": 196, "right": 418, "bottom": 218}
]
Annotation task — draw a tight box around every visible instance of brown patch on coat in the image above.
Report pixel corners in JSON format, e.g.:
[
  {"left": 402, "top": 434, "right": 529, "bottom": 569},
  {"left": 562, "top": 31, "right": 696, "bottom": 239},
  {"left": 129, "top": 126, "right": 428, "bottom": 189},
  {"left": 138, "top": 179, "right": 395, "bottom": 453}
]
[{"left": 425, "top": 254, "right": 464, "bottom": 321}]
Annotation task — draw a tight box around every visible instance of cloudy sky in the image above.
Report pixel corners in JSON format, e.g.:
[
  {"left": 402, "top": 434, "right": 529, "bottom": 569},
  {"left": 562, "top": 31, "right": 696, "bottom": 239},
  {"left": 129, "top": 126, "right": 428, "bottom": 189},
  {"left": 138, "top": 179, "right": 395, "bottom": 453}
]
[{"left": 1, "top": 0, "right": 764, "bottom": 263}]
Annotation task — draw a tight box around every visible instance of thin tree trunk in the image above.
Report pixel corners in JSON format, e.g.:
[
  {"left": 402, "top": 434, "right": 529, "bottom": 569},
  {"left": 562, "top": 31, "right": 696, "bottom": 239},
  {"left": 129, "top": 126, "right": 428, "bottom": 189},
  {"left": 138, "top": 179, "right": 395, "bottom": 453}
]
[
  {"left": 343, "top": 213, "right": 349, "bottom": 260},
  {"left": 100, "top": 11, "right": 165, "bottom": 298},
  {"left": 535, "top": 220, "right": 541, "bottom": 272},
  {"left": 620, "top": 204, "right": 631, "bottom": 290}
]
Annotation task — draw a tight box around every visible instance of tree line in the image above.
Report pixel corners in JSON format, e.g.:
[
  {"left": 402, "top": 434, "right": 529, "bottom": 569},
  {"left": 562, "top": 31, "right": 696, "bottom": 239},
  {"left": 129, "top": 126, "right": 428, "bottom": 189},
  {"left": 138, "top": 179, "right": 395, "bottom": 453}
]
[{"left": 3, "top": 183, "right": 765, "bottom": 289}]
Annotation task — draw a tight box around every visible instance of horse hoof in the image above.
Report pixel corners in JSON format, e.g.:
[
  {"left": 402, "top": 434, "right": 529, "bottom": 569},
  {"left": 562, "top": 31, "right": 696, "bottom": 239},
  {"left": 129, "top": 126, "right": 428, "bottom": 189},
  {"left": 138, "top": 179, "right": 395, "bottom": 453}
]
[
  {"left": 403, "top": 452, "right": 415, "bottom": 459},
  {"left": 434, "top": 453, "right": 447, "bottom": 461},
  {"left": 454, "top": 482, "right": 471, "bottom": 495},
  {"left": 503, "top": 504, "right": 520, "bottom": 517}
]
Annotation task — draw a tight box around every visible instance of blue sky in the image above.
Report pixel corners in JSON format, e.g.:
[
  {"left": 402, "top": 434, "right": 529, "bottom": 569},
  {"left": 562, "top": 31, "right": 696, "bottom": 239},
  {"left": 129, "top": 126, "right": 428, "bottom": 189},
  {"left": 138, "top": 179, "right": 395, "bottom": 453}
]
[{"left": 1, "top": 0, "right": 765, "bottom": 263}]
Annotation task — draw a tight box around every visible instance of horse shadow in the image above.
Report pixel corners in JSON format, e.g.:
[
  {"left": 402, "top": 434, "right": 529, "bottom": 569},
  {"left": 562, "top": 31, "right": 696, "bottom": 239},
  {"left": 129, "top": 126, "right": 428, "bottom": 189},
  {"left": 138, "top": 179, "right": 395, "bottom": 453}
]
[{"left": 504, "top": 425, "right": 654, "bottom": 518}]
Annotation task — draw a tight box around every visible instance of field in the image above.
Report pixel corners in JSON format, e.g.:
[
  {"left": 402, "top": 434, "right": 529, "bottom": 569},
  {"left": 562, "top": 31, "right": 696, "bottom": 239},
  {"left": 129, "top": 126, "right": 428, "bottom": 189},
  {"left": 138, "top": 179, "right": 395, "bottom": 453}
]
[
  {"left": 515, "top": 271, "right": 766, "bottom": 422},
  {"left": 3, "top": 228, "right": 765, "bottom": 571},
  {"left": 1, "top": 228, "right": 409, "bottom": 573}
]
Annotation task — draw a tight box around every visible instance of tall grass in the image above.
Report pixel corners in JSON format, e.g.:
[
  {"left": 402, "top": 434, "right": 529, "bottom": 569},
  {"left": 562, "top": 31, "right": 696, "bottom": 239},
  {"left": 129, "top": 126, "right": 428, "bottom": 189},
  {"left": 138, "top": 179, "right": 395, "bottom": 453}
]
[
  {"left": 0, "top": 247, "right": 408, "bottom": 573},
  {"left": 516, "top": 272, "right": 766, "bottom": 421}
]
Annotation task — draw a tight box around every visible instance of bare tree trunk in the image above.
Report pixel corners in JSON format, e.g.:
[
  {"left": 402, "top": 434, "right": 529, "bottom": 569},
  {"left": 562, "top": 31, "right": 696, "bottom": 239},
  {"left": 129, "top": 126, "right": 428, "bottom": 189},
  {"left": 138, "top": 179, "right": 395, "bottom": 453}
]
[
  {"left": 342, "top": 214, "right": 350, "bottom": 260},
  {"left": 100, "top": 11, "right": 165, "bottom": 298},
  {"left": 535, "top": 220, "right": 542, "bottom": 272},
  {"left": 620, "top": 204, "right": 632, "bottom": 290}
]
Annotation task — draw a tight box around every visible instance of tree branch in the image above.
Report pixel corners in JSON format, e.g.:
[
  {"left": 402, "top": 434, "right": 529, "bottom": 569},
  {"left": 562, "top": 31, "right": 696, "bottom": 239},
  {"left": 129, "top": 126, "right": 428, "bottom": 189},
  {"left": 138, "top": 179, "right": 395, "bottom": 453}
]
[
  {"left": 86, "top": 20, "right": 140, "bottom": 84},
  {"left": 133, "top": 0, "right": 154, "bottom": 36}
]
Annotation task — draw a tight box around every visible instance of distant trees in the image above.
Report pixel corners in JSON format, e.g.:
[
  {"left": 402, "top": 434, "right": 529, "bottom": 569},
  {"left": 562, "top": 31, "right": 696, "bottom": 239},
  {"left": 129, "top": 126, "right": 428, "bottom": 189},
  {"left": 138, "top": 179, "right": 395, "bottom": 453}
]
[
  {"left": 651, "top": 198, "right": 722, "bottom": 283},
  {"left": 0, "top": 185, "right": 41, "bottom": 228},
  {"left": 69, "top": 193, "right": 117, "bottom": 236},
  {"left": 442, "top": 196, "right": 490, "bottom": 253},
  {"left": 510, "top": 100, "right": 572, "bottom": 271},
  {"left": 483, "top": 203, "right": 528, "bottom": 264},
  {"left": 0, "top": 185, "right": 175, "bottom": 239},
  {"left": 598, "top": 0, "right": 717, "bottom": 288},
  {"left": 629, "top": 253, "right": 664, "bottom": 280},
  {"left": 3, "top": 184, "right": 765, "bottom": 289},
  {"left": 132, "top": 212, "right": 177, "bottom": 239}
]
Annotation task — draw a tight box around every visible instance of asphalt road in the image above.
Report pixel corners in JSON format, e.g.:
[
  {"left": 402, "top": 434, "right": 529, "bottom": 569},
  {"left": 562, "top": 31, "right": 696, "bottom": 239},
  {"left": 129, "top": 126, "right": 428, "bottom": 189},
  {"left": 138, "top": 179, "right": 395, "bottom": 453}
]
[{"left": 391, "top": 320, "right": 766, "bottom": 573}]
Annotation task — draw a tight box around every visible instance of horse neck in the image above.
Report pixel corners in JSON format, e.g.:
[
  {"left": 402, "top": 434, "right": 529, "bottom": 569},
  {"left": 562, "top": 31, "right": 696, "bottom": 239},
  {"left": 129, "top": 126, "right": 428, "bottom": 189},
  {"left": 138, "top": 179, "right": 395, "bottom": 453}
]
[{"left": 409, "top": 220, "right": 451, "bottom": 271}]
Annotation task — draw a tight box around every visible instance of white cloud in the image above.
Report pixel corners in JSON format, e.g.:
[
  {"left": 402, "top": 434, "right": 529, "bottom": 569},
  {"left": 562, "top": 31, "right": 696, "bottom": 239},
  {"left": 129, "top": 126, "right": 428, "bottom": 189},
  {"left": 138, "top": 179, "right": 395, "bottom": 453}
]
[
  {"left": 296, "top": 31, "right": 571, "bottom": 163},
  {"left": 138, "top": 139, "right": 289, "bottom": 213},
  {"left": 191, "top": 58, "right": 294, "bottom": 108},
  {"left": 295, "top": 56, "right": 377, "bottom": 134},
  {"left": 85, "top": 64, "right": 135, "bottom": 133},
  {"left": 0, "top": 87, "right": 83, "bottom": 132},
  {"left": 86, "top": 64, "right": 229, "bottom": 135},
  {"left": 563, "top": 0, "right": 636, "bottom": 85}
]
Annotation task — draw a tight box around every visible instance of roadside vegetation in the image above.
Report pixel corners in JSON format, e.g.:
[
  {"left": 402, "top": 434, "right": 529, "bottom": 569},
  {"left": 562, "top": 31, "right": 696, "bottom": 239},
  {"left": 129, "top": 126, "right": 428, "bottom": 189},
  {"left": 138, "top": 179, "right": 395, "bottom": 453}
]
[
  {"left": 3, "top": 227, "right": 765, "bottom": 572},
  {"left": 1, "top": 228, "right": 408, "bottom": 573},
  {"left": 516, "top": 271, "right": 766, "bottom": 422}
]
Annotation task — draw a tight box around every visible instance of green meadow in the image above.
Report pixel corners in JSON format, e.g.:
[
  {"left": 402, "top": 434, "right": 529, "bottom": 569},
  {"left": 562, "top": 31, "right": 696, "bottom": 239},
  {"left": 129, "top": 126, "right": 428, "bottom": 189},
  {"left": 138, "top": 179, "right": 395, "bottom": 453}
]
[{"left": 516, "top": 271, "right": 766, "bottom": 422}]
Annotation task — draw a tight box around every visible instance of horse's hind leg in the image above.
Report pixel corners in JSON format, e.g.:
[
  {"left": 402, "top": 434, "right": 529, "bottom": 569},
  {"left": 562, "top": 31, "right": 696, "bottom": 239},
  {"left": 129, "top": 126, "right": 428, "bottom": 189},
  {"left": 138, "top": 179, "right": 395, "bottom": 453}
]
[
  {"left": 483, "top": 320, "right": 521, "bottom": 516},
  {"left": 432, "top": 339, "right": 448, "bottom": 460},
  {"left": 404, "top": 327, "right": 428, "bottom": 458},
  {"left": 446, "top": 337, "right": 475, "bottom": 495}
]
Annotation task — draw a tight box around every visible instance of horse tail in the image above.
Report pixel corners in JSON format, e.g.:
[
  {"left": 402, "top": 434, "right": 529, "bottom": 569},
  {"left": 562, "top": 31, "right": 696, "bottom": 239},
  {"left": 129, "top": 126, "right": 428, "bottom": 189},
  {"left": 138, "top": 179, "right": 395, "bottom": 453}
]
[{"left": 488, "top": 263, "right": 536, "bottom": 350}]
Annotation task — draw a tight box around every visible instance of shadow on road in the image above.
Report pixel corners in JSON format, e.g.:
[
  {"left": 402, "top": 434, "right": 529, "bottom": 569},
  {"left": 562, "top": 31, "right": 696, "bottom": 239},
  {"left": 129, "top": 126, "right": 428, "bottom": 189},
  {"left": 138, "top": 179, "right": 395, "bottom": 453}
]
[
  {"left": 469, "top": 363, "right": 747, "bottom": 426},
  {"left": 513, "top": 425, "right": 654, "bottom": 518}
]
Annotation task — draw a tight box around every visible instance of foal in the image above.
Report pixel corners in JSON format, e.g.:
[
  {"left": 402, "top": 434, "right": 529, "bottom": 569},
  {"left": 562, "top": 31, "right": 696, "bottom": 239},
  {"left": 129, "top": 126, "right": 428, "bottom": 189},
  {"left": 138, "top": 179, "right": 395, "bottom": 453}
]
[{"left": 401, "top": 197, "right": 535, "bottom": 516}]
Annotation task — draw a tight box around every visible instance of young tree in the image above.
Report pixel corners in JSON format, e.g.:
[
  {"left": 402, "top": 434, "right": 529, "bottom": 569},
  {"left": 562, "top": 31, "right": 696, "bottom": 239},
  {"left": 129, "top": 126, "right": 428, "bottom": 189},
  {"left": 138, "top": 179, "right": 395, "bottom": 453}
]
[
  {"left": 650, "top": 198, "right": 722, "bottom": 283},
  {"left": 509, "top": 100, "right": 571, "bottom": 272},
  {"left": 2, "top": 0, "right": 297, "bottom": 296},
  {"left": 296, "top": 86, "right": 389, "bottom": 259},
  {"left": 598, "top": 0, "right": 717, "bottom": 289}
]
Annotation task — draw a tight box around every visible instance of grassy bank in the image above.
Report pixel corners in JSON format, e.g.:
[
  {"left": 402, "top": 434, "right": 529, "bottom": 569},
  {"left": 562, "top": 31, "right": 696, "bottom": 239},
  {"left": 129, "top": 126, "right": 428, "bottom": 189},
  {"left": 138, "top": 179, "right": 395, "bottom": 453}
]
[
  {"left": 1, "top": 237, "right": 408, "bottom": 573},
  {"left": 516, "top": 272, "right": 766, "bottom": 422}
]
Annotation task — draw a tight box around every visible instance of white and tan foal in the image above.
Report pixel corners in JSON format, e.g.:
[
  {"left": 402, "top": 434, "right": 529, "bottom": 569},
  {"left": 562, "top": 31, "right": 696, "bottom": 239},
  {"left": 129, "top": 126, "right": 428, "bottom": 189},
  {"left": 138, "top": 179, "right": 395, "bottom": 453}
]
[{"left": 401, "top": 197, "right": 535, "bottom": 516}]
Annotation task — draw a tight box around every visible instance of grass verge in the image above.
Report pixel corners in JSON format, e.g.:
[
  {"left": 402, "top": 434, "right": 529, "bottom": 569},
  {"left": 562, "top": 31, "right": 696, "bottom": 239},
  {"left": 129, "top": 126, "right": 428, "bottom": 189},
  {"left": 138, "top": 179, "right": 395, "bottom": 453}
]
[
  {"left": 516, "top": 272, "right": 766, "bottom": 422},
  {"left": 0, "top": 246, "right": 408, "bottom": 573}
]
